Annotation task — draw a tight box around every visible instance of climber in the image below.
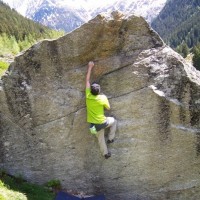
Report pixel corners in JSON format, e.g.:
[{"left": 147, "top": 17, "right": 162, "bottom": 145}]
[{"left": 85, "top": 61, "right": 117, "bottom": 159}]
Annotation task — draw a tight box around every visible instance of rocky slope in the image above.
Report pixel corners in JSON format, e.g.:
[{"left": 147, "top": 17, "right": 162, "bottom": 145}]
[{"left": 1, "top": 11, "right": 200, "bottom": 200}]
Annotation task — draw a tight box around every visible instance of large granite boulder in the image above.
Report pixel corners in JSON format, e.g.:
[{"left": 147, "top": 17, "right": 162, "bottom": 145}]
[{"left": 1, "top": 11, "right": 200, "bottom": 200}]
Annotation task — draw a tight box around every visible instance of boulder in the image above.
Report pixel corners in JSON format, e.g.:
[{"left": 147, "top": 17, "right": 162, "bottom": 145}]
[{"left": 1, "top": 11, "right": 200, "bottom": 200}]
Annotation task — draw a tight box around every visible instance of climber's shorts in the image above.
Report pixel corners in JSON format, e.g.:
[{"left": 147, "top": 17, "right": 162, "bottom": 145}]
[
  {"left": 90, "top": 121, "right": 108, "bottom": 132},
  {"left": 90, "top": 117, "right": 115, "bottom": 132}
]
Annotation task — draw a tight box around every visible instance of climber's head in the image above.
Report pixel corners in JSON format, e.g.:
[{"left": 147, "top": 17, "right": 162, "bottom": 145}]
[{"left": 91, "top": 83, "right": 100, "bottom": 95}]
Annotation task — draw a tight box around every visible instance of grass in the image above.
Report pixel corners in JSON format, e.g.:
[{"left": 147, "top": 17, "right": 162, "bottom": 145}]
[
  {"left": 0, "top": 180, "right": 26, "bottom": 200},
  {"left": 0, "top": 60, "right": 9, "bottom": 77},
  {"left": 0, "top": 172, "right": 55, "bottom": 200}
]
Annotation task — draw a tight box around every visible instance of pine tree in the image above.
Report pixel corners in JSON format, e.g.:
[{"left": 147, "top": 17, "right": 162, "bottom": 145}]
[
  {"left": 10, "top": 36, "right": 20, "bottom": 54},
  {"left": 193, "top": 44, "right": 200, "bottom": 70},
  {"left": 181, "top": 42, "right": 190, "bottom": 58}
]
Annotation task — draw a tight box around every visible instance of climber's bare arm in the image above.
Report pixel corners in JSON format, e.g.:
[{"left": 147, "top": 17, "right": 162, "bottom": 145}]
[{"left": 86, "top": 61, "right": 94, "bottom": 88}]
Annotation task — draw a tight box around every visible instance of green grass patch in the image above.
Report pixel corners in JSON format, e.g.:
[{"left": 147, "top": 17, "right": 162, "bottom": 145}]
[
  {"left": 0, "top": 173, "right": 55, "bottom": 200},
  {"left": 0, "top": 60, "right": 9, "bottom": 77}
]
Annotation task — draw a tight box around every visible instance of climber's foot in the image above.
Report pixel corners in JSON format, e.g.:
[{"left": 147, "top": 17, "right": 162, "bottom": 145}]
[
  {"left": 107, "top": 139, "right": 114, "bottom": 144},
  {"left": 104, "top": 152, "right": 111, "bottom": 159}
]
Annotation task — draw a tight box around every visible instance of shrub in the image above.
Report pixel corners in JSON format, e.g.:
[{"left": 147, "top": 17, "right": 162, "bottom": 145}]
[
  {"left": 0, "top": 60, "right": 9, "bottom": 76},
  {"left": 193, "top": 44, "right": 200, "bottom": 70},
  {"left": 45, "top": 179, "right": 61, "bottom": 190}
]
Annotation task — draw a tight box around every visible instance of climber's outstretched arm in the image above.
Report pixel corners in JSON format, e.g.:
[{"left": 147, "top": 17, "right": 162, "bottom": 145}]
[{"left": 86, "top": 61, "right": 94, "bottom": 88}]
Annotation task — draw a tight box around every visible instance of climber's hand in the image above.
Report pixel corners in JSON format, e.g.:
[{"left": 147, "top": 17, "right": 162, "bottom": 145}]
[
  {"left": 88, "top": 61, "right": 94, "bottom": 69},
  {"left": 86, "top": 61, "right": 94, "bottom": 88}
]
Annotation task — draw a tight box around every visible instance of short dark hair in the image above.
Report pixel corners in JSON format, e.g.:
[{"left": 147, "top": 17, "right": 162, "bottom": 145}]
[{"left": 91, "top": 83, "right": 100, "bottom": 95}]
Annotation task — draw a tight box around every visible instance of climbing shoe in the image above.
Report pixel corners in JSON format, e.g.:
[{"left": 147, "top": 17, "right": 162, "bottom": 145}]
[
  {"left": 89, "top": 125, "right": 97, "bottom": 135},
  {"left": 104, "top": 152, "right": 111, "bottom": 159},
  {"left": 107, "top": 139, "right": 114, "bottom": 144}
]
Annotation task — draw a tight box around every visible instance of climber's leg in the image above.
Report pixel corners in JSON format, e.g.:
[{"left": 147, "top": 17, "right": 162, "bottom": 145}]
[
  {"left": 106, "top": 117, "right": 117, "bottom": 142},
  {"left": 96, "top": 129, "right": 108, "bottom": 156}
]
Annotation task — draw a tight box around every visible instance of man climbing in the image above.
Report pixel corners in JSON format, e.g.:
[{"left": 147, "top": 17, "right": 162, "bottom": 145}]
[{"left": 85, "top": 61, "right": 117, "bottom": 159}]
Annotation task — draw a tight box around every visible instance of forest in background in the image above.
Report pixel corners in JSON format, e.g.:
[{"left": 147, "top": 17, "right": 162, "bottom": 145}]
[
  {"left": 0, "top": 1, "right": 64, "bottom": 57},
  {"left": 152, "top": 0, "right": 200, "bottom": 70}
]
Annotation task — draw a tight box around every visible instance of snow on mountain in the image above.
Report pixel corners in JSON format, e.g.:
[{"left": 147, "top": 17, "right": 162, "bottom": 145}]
[
  {"left": 2, "top": 0, "right": 44, "bottom": 16},
  {"left": 57, "top": 0, "right": 110, "bottom": 10},
  {"left": 2, "top": 0, "right": 168, "bottom": 32},
  {"left": 91, "top": 0, "right": 167, "bottom": 23}
]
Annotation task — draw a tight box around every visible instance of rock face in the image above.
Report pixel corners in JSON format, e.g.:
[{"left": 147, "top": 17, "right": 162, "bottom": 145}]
[{"left": 1, "top": 11, "right": 200, "bottom": 200}]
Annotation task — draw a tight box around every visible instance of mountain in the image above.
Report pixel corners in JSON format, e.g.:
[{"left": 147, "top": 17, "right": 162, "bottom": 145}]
[
  {"left": 31, "top": 1, "right": 91, "bottom": 32},
  {"left": 152, "top": 0, "right": 200, "bottom": 48},
  {"left": 2, "top": 0, "right": 167, "bottom": 32},
  {"left": 91, "top": 0, "right": 167, "bottom": 23}
]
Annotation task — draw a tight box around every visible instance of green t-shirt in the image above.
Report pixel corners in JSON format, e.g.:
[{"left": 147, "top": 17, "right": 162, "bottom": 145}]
[{"left": 86, "top": 88, "right": 110, "bottom": 124}]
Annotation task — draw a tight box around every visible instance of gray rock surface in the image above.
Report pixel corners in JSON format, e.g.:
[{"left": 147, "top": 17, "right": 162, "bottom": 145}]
[{"left": 1, "top": 11, "right": 200, "bottom": 200}]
